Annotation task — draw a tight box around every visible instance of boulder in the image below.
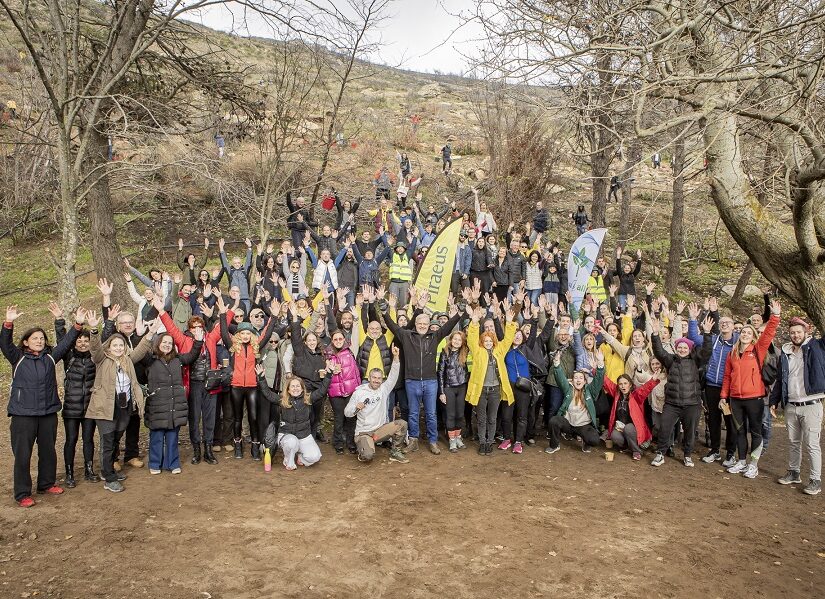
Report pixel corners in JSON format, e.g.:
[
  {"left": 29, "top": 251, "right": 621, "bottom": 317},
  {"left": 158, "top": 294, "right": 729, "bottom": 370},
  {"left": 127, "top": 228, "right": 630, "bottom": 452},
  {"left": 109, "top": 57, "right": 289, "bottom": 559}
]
[
  {"left": 417, "top": 83, "right": 442, "bottom": 98},
  {"left": 721, "top": 284, "right": 762, "bottom": 298}
]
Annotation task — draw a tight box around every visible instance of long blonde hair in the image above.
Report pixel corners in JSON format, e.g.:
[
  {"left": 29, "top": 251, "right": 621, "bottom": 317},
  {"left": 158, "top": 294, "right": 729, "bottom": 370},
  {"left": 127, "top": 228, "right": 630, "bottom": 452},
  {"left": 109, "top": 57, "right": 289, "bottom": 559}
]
[
  {"left": 231, "top": 332, "right": 260, "bottom": 358},
  {"left": 280, "top": 376, "right": 311, "bottom": 409}
]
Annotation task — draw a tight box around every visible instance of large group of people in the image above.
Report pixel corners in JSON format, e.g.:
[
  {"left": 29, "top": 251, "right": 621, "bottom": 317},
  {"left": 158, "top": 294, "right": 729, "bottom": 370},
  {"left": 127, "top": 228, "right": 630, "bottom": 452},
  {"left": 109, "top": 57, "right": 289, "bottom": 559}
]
[{"left": 3, "top": 169, "right": 823, "bottom": 507}]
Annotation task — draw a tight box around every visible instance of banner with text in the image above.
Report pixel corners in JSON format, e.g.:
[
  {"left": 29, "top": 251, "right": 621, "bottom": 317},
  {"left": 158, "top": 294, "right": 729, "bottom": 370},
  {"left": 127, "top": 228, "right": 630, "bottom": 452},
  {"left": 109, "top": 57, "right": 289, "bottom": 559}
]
[
  {"left": 567, "top": 228, "right": 607, "bottom": 311},
  {"left": 413, "top": 217, "right": 463, "bottom": 314}
]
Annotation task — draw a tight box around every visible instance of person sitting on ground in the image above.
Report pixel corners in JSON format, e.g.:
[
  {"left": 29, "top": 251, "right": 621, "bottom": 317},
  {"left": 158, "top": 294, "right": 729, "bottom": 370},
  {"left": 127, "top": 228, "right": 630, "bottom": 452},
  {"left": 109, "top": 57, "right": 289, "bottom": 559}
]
[{"left": 603, "top": 373, "right": 661, "bottom": 461}]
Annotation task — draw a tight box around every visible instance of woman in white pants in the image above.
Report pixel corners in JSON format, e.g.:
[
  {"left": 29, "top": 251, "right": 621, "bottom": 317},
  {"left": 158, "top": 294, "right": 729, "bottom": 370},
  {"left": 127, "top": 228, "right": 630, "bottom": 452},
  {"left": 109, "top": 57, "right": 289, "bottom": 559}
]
[{"left": 256, "top": 364, "right": 332, "bottom": 470}]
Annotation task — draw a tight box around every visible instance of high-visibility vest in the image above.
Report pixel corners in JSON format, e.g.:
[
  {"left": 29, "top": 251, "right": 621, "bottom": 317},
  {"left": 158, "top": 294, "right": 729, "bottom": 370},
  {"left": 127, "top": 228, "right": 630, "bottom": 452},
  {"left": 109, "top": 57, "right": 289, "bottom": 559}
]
[{"left": 389, "top": 252, "right": 413, "bottom": 281}]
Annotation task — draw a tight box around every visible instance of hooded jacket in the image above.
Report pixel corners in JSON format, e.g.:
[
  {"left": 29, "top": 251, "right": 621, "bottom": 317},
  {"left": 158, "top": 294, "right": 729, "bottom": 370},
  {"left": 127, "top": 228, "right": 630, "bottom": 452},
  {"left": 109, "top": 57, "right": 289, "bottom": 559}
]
[
  {"left": 721, "top": 314, "right": 779, "bottom": 400},
  {"left": 144, "top": 340, "right": 202, "bottom": 430},
  {"left": 466, "top": 321, "right": 517, "bottom": 406},
  {"left": 770, "top": 337, "right": 825, "bottom": 407},
  {"left": 86, "top": 331, "right": 152, "bottom": 421},
  {"left": 55, "top": 319, "right": 95, "bottom": 419},
  {"left": 604, "top": 376, "right": 659, "bottom": 445}
]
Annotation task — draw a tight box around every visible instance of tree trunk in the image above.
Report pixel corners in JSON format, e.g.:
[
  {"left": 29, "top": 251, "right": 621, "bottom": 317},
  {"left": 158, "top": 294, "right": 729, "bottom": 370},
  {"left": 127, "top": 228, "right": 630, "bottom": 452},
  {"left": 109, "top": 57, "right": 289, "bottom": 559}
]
[
  {"left": 591, "top": 143, "right": 610, "bottom": 228},
  {"left": 56, "top": 146, "right": 79, "bottom": 312},
  {"left": 618, "top": 139, "right": 641, "bottom": 242},
  {"left": 86, "top": 128, "right": 128, "bottom": 307},
  {"left": 665, "top": 134, "right": 686, "bottom": 293},
  {"left": 730, "top": 259, "right": 754, "bottom": 308}
]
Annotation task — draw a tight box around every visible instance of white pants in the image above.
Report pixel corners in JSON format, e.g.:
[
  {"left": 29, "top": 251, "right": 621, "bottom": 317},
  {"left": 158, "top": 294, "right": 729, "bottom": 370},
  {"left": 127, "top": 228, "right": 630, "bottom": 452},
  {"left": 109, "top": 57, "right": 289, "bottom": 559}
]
[
  {"left": 278, "top": 433, "right": 321, "bottom": 469},
  {"left": 785, "top": 401, "right": 822, "bottom": 480}
]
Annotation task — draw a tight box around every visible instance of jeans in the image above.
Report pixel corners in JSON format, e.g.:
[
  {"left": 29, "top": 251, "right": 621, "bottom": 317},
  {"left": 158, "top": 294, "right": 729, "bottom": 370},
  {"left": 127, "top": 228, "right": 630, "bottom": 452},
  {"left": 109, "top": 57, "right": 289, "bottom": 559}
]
[
  {"left": 388, "top": 388, "right": 409, "bottom": 423},
  {"left": 548, "top": 415, "right": 600, "bottom": 449},
  {"left": 527, "top": 289, "right": 542, "bottom": 305},
  {"left": 501, "top": 386, "right": 531, "bottom": 442},
  {"left": 214, "top": 389, "right": 234, "bottom": 446},
  {"left": 475, "top": 386, "right": 501, "bottom": 445},
  {"left": 188, "top": 381, "right": 215, "bottom": 446},
  {"left": 389, "top": 281, "right": 410, "bottom": 308},
  {"left": 546, "top": 385, "right": 564, "bottom": 422},
  {"left": 406, "top": 379, "right": 439, "bottom": 443},
  {"left": 785, "top": 401, "right": 822, "bottom": 480},
  {"left": 730, "top": 398, "right": 764, "bottom": 461},
  {"left": 655, "top": 403, "right": 700, "bottom": 456},
  {"left": 329, "top": 395, "right": 356, "bottom": 451},
  {"left": 63, "top": 417, "right": 96, "bottom": 468},
  {"left": 10, "top": 414, "right": 58, "bottom": 501},
  {"left": 149, "top": 427, "right": 181, "bottom": 471},
  {"left": 617, "top": 294, "right": 627, "bottom": 310}
]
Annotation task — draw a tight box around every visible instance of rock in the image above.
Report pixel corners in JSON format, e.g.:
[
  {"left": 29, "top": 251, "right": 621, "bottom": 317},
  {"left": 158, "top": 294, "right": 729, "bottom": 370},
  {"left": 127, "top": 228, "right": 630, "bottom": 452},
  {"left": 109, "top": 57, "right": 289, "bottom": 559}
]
[
  {"left": 417, "top": 83, "right": 442, "bottom": 98},
  {"left": 721, "top": 284, "right": 762, "bottom": 298}
]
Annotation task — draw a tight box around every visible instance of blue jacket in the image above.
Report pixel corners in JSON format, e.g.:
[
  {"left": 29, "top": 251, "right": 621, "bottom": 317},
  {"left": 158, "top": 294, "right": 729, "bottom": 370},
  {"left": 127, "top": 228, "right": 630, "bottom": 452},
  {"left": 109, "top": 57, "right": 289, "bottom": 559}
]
[
  {"left": 688, "top": 319, "right": 738, "bottom": 387},
  {"left": 220, "top": 248, "right": 253, "bottom": 299},
  {"left": 416, "top": 219, "right": 436, "bottom": 247},
  {"left": 505, "top": 347, "right": 530, "bottom": 383},
  {"left": 770, "top": 338, "right": 825, "bottom": 407},
  {"left": 1, "top": 323, "right": 81, "bottom": 416},
  {"left": 455, "top": 244, "right": 471, "bottom": 276}
]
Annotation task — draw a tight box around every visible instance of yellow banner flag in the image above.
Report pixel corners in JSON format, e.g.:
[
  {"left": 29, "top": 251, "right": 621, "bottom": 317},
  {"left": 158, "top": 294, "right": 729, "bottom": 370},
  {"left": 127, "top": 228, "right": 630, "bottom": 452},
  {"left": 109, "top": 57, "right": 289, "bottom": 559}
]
[{"left": 412, "top": 217, "right": 463, "bottom": 313}]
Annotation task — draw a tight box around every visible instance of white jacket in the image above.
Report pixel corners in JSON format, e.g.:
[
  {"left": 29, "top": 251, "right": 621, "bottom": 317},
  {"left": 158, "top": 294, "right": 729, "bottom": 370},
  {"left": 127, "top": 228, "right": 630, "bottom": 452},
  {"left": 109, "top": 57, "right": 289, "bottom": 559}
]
[
  {"left": 344, "top": 361, "right": 400, "bottom": 433},
  {"left": 312, "top": 259, "right": 338, "bottom": 292}
]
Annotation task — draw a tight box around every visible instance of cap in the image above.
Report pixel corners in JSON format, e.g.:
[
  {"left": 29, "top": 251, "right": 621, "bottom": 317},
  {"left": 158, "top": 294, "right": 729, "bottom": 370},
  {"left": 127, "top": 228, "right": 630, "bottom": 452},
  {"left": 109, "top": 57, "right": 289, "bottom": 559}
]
[{"left": 236, "top": 322, "right": 256, "bottom": 333}]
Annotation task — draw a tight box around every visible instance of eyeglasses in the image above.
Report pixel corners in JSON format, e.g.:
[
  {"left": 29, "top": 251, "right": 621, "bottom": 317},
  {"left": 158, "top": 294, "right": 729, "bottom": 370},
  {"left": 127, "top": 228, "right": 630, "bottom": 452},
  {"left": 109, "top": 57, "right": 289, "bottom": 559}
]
[{"left": 251, "top": 313, "right": 264, "bottom": 318}]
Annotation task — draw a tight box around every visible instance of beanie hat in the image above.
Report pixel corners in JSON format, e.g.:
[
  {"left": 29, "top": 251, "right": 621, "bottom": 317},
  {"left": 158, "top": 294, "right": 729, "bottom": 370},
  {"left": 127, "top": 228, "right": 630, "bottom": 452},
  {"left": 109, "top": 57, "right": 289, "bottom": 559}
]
[
  {"left": 674, "top": 337, "right": 694, "bottom": 351},
  {"left": 236, "top": 322, "right": 256, "bottom": 334}
]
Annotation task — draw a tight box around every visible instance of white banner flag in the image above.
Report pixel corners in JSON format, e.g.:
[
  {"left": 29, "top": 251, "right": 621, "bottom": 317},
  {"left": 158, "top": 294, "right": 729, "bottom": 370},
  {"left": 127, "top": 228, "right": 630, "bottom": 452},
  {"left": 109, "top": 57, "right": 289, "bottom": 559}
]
[{"left": 567, "top": 228, "right": 607, "bottom": 311}]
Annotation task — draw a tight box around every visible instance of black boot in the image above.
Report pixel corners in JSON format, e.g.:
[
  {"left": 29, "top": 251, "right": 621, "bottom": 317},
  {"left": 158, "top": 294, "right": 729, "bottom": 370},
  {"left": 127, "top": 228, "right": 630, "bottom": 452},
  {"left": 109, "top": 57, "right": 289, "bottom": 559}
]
[
  {"left": 251, "top": 442, "right": 262, "bottom": 461},
  {"left": 203, "top": 443, "right": 218, "bottom": 465},
  {"left": 65, "top": 465, "right": 76, "bottom": 489},
  {"left": 84, "top": 461, "right": 100, "bottom": 482},
  {"left": 191, "top": 443, "right": 202, "bottom": 465},
  {"left": 234, "top": 439, "right": 243, "bottom": 459}
]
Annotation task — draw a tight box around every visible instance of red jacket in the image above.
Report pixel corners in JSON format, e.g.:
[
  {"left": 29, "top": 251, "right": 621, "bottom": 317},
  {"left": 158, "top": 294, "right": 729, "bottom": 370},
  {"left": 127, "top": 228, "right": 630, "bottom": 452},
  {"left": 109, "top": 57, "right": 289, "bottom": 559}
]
[
  {"left": 721, "top": 314, "right": 779, "bottom": 400},
  {"left": 604, "top": 376, "right": 659, "bottom": 446}
]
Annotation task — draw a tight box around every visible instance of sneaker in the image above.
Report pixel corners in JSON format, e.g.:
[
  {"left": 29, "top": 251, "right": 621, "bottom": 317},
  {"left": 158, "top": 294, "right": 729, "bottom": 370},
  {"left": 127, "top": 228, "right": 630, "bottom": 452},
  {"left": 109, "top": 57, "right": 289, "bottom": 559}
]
[
  {"left": 405, "top": 438, "right": 419, "bottom": 453},
  {"left": 335, "top": 447, "right": 344, "bottom": 455},
  {"left": 104, "top": 480, "right": 124, "bottom": 493},
  {"left": 512, "top": 442, "right": 523, "bottom": 455},
  {"left": 701, "top": 451, "right": 721, "bottom": 463},
  {"left": 494, "top": 434, "right": 505, "bottom": 443},
  {"left": 455, "top": 437, "right": 466, "bottom": 450},
  {"left": 149, "top": 469, "right": 161, "bottom": 475},
  {"left": 803, "top": 479, "right": 822, "bottom": 495},
  {"left": 722, "top": 454, "right": 736, "bottom": 468},
  {"left": 743, "top": 463, "right": 759, "bottom": 479},
  {"left": 485, "top": 443, "right": 493, "bottom": 456},
  {"left": 127, "top": 458, "right": 144, "bottom": 468},
  {"left": 651, "top": 453, "right": 665, "bottom": 467},
  {"left": 17, "top": 496, "right": 35, "bottom": 508},
  {"left": 171, "top": 467, "right": 182, "bottom": 475},
  {"left": 632, "top": 451, "right": 641, "bottom": 461},
  {"left": 561, "top": 432, "right": 572, "bottom": 441},
  {"left": 544, "top": 445, "right": 560, "bottom": 455},
  {"left": 37, "top": 485, "right": 64, "bottom": 495},
  {"left": 666, "top": 447, "right": 675, "bottom": 458},
  {"left": 116, "top": 472, "right": 127, "bottom": 482},
  {"left": 526, "top": 438, "right": 536, "bottom": 446},
  {"left": 683, "top": 457, "right": 695, "bottom": 468},
  {"left": 389, "top": 449, "right": 409, "bottom": 464},
  {"left": 727, "top": 460, "right": 748, "bottom": 474},
  {"left": 478, "top": 443, "right": 486, "bottom": 455},
  {"left": 315, "top": 430, "right": 327, "bottom": 443},
  {"left": 778, "top": 470, "right": 802, "bottom": 485},
  {"left": 429, "top": 443, "right": 441, "bottom": 455},
  {"left": 498, "top": 439, "right": 512, "bottom": 451},
  {"left": 581, "top": 443, "right": 592, "bottom": 454},
  {"left": 449, "top": 438, "right": 458, "bottom": 453}
]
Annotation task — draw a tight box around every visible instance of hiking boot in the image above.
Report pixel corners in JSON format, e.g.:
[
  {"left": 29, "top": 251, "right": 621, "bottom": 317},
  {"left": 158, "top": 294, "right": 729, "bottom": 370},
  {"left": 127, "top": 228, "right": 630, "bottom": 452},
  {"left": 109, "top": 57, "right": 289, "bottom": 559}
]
[
  {"left": 498, "top": 439, "right": 512, "bottom": 451},
  {"left": 389, "top": 448, "right": 409, "bottom": 463},
  {"left": 778, "top": 470, "right": 802, "bottom": 485},
  {"left": 84, "top": 461, "right": 100, "bottom": 482},
  {"left": 683, "top": 457, "right": 695, "bottom": 468},
  {"left": 803, "top": 479, "right": 822, "bottom": 495},
  {"left": 485, "top": 443, "right": 493, "bottom": 455},
  {"left": 104, "top": 480, "right": 124, "bottom": 493},
  {"left": 251, "top": 442, "right": 262, "bottom": 461},
  {"left": 191, "top": 444, "right": 202, "bottom": 465},
  {"left": 701, "top": 451, "right": 721, "bottom": 464},
  {"left": 727, "top": 460, "right": 748, "bottom": 474},
  {"left": 203, "top": 444, "right": 219, "bottom": 465},
  {"left": 512, "top": 442, "right": 523, "bottom": 455},
  {"left": 65, "top": 466, "right": 76, "bottom": 489},
  {"left": 315, "top": 430, "right": 327, "bottom": 443},
  {"left": 127, "top": 458, "right": 144, "bottom": 468},
  {"left": 544, "top": 445, "right": 560, "bottom": 455},
  {"left": 17, "top": 496, "right": 35, "bottom": 508},
  {"left": 722, "top": 454, "right": 736, "bottom": 468},
  {"left": 405, "top": 438, "right": 419, "bottom": 453},
  {"left": 744, "top": 463, "right": 759, "bottom": 479},
  {"left": 449, "top": 438, "right": 458, "bottom": 453},
  {"left": 334, "top": 447, "right": 344, "bottom": 455},
  {"left": 478, "top": 443, "right": 486, "bottom": 455},
  {"left": 429, "top": 442, "right": 441, "bottom": 455},
  {"left": 234, "top": 439, "right": 243, "bottom": 459},
  {"left": 651, "top": 452, "right": 665, "bottom": 467}
]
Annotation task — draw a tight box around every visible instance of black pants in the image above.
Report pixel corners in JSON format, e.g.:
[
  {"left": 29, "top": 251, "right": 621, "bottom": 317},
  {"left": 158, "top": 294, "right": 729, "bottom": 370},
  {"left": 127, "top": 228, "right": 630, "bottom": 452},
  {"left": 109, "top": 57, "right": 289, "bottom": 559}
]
[
  {"left": 113, "top": 412, "right": 141, "bottom": 462},
  {"left": 63, "top": 417, "right": 96, "bottom": 469},
  {"left": 476, "top": 386, "right": 501, "bottom": 445},
  {"left": 258, "top": 386, "right": 278, "bottom": 443},
  {"left": 329, "top": 396, "right": 356, "bottom": 450},
  {"left": 10, "top": 414, "right": 58, "bottom": 501},
  {"left": 501, "top": 387, "right": 531, "bottom": 443},
  {"left": 548, "top": 415, "right": 600, "bottom": 449},
  {"left": 493, "top": 285, "right": 508, "bottom": 303},
  {"left": 97, "top": 419, "right": 127, "bottom": 483},
  {"left": 595, "top": 391, "right": 612, "bottom": 432},
  {"left": 188, "top": 381, "right": 216, "bottom": 446},
  {"left": 444, "top": 384, "right": 467, "bottom": 432},
  {"left": 655, "top": 403, "right": 700, "bottom": 456},
  {"left": 230, "top": 387, "right": 259, "bottom": 442},
  {"left": 730, "top": 398, "right": 764, "bottom": 460},
  {"left": 704, "top": 385, "right": 736, "bottom": 456},
  {"left": 213, "top": 389, "right": 234, "bottom": 446}
]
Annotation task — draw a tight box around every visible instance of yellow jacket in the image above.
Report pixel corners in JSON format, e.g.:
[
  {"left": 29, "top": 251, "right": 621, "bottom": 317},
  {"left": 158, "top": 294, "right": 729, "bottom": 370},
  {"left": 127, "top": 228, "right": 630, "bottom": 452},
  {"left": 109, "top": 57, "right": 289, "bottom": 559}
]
[
  {"left": 466, "top": 320, "right": 517, "bottom": 406},
  {"left": 600, "top": 314, "right": 632, "bottom": 383}
]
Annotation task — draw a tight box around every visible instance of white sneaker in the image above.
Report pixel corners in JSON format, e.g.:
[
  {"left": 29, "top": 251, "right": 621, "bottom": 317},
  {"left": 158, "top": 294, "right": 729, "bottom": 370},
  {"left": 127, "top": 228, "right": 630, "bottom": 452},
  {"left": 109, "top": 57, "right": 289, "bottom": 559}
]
[
  {"left": 149, "top": 469, "right": 161, "bottom": 475},
  {"left": 171, "top": 467, "right": 182, "bottom": 475},
  {"left": 727, "top": 460, "right": 747, "bottom": 474},
  {"left": 701, "top": 451, "right": 720, "bottom": 463},
  {"left": 684, "top": 457, "right": 695, "bottom": 468},
  {"left": 743, "top": 463, "right": 759, "bottom": 479},
  {"left": 722, "top": 455, "right": 737, "bottom": 468}
]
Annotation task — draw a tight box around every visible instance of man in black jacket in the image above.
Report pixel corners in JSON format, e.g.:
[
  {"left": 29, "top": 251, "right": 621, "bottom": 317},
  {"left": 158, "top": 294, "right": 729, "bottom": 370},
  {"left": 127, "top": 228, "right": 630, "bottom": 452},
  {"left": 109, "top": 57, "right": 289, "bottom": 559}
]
[
  {"left": 506, "top": 240, "right": 527, "bottom": 300},
  {"left": 384, "top": 290, "right": 461, "bottom": 455}
]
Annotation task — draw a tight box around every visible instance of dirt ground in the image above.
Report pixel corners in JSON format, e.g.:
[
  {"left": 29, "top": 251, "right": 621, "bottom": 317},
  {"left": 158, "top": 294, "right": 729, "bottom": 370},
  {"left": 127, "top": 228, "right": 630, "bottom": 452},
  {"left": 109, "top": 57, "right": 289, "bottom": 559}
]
[{"left": 0, "top": 418, "right": 823, "bottom": 599}]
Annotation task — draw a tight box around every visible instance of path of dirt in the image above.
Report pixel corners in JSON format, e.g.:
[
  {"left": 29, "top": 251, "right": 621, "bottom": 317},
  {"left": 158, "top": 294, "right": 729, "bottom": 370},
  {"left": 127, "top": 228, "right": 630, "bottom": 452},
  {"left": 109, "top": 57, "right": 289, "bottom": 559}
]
[{"left": 0, "top": 422, "right": 823, "bottom": 599}]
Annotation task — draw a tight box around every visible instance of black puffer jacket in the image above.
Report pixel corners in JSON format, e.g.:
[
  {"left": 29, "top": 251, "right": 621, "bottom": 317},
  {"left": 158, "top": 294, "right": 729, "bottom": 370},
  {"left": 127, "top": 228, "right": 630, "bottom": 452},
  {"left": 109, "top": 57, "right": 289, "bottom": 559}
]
[
  {"left": 492, "top": 255, "right": 510, "bottom": 286},
  {"left": 144, "top": 341, "right": 202, "bottom": 430},
  {"left": 438, "top": 347, "right": 469, "bottom": 393},
  {"left": 652, "top": 333, "right": 712, "bottom": 407},
  {"left": 289, "top": 319, "right": 326, "bottom": 384},
  {"left": 55, "top": 319, "right": 95, "bottom": 419},
  {"left": 533, "top": 208, "right": 550, "bottom": 233},
  {"left": 614, "top": 258, "right": 642, "bottom": 296},
  {"left": 261, "top": 372, "right": 331, "bottom": 439},
  {"left": 470, "top": 247, "right": 494, "bottom": 273}
]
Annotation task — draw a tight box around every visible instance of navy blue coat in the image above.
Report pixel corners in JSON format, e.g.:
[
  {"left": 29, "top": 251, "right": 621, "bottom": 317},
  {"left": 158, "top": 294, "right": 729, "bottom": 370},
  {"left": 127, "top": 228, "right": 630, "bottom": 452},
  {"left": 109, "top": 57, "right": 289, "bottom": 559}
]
[
  {"left": 770, "top": 338, "right": 825, "bottom": 407},
  {"left": 1, "top": 322, "right": 81, "bottom": 417}
]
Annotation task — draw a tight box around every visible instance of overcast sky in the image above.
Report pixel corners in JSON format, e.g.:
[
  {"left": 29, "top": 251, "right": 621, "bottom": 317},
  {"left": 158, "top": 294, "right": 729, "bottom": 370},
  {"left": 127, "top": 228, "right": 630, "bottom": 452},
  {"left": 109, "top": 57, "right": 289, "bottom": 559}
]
[{"left": 192, "top": 0, "right": 481, "bottom": 75}]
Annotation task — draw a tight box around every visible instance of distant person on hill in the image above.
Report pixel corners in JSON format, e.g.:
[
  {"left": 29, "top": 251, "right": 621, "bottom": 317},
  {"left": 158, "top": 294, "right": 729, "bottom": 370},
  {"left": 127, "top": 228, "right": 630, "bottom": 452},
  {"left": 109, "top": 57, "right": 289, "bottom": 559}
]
[
  {"left": 441, "top": 143, "right": 452, "bottom": 173},
  {"left": 652, "top": 153, "right": 661, "bottom": 169},
  {"left": 608, "top": 175, "right": 621, "bottom": 203},
  {"left": 571, "top": 205, "right": 591, "bottom": 235},
  {"left": 374, "top": 166, "right": 396, "bottom": 200},
  {"left": 398, "top": 152, "right": 411, "bottom": 182},
  {"left": 215, "top": 132, "right": 225, "bottom": 159},
  {"left": 532, "top": 201, "right": 550, "bottom": 243}
]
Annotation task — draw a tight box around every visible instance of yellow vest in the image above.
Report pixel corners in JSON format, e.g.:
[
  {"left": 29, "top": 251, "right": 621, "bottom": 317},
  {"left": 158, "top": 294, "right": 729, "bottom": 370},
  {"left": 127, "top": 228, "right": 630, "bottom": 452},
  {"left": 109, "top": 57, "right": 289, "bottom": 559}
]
[{"left": 389, "top": 252, "right": 412, "bottom": 281}]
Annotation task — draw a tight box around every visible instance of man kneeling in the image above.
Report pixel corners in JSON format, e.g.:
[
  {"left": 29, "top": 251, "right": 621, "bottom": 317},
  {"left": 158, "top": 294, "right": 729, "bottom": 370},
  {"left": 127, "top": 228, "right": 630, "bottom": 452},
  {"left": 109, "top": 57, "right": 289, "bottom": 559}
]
[{"left": 345, "top": 347, "right": 408, "bottom": 463}]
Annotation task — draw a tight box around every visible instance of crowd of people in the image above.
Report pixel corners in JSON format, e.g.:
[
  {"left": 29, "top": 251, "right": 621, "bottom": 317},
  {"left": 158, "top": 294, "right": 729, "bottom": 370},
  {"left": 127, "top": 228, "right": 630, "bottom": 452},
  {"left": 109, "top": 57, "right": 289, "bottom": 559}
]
[{"left": 3, "top": 171, "right": 824, "bottom": 507}]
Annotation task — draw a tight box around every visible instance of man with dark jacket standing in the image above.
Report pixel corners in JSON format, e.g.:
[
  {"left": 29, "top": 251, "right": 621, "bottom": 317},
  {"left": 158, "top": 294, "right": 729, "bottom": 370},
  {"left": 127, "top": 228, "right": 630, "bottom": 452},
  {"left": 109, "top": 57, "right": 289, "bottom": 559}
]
[
  {"left": 384, "top": 291, "right": 461, "bottom": 455},
  {"left": 532, "top": 201, "right": 550, "bottom": 239},
  {"left": 771, "top": 317, "right": 824, "bottom": 495},
  {"left": 506, "top": 239, "right": 526, "bottom": 300}
]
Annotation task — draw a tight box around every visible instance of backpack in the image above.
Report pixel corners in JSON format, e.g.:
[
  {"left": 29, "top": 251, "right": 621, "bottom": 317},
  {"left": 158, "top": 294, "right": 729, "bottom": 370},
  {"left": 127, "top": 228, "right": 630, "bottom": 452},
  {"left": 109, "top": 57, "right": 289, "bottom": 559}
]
[{"left": 758, "top": 342, "right": 779, "bottom": 387}]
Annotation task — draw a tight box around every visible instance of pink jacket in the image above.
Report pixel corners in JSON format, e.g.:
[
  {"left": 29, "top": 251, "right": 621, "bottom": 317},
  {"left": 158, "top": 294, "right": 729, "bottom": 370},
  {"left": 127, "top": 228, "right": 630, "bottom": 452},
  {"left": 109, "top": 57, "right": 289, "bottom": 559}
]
[{"left": 326, "top": 346, "right": 361, "bottom": 398}]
